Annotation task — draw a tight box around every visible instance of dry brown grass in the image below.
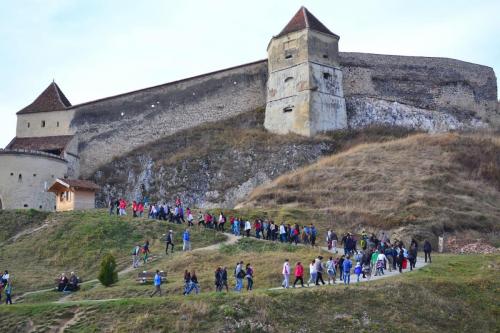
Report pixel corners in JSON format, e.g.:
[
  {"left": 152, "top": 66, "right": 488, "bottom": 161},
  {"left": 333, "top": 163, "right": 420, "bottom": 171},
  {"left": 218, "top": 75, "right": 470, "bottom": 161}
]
[{"left": 240, "top": 133, "right": 500, "bottom": 243}]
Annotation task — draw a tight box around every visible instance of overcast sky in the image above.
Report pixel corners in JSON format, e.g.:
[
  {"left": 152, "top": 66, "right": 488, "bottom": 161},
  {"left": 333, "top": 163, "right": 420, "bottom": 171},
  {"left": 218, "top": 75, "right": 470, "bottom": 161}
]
[{"left": 1, "top": 0, "right": 499, "bottom": 147}]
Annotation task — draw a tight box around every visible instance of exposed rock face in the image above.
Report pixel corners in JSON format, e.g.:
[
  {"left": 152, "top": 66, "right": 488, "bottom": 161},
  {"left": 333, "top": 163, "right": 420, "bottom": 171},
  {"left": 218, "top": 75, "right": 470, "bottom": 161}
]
[{"left": 347, "top": 97, "right": 488, "bottom": 132}]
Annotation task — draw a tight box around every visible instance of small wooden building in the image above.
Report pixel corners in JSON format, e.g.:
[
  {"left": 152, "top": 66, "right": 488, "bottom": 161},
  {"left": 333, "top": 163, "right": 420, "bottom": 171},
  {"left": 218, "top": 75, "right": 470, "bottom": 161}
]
[{"left": 48, "top": 178, "right": 99, "bottom": 211}]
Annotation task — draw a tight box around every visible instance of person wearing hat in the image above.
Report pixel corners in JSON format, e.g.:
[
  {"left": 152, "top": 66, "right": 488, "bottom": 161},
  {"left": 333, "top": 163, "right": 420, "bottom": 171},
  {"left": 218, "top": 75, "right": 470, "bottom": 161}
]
[{"left": 165, "top": 230, "right": 174, "bottom": 255}]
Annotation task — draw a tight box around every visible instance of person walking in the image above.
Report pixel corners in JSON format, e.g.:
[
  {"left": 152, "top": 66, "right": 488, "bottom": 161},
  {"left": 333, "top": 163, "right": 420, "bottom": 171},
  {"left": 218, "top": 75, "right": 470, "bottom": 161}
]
[
  {"left": 244, "top": 220, "right": 251, "bottom": 237},
  {"left": 4, "top": 281, "right": 12, "bottom": 304},
  {"left": 342, "top": 255, "right": 352, "bottom": 285},
  {"left": 142, "top": 240, "right": 150, "bottom": 264},
  {"left": 354, "top": 262, "right": 362, "bottom": 282},
  {"left": 185, "top": 270, "right": 200, "bottom": 295},
  {"left": 326, "top": 257, "right": 336, "bottom": 285},
  {"left": 215, "top": 267, "right": 223, "bottom": 292},
  {"left": 315, "top": 256, "right": 326, "bottom": 285},
  {"left": 310, "top": 224, "right": 317, "bottom": 247},
  {"left": 221, "top": 266, "right": 229, "bottom": 292},
  {"left": 293, "top": 262, "right": 305, "bottom": 288},
  {"left": 234, "top": 261, "right": 244, "bottom": 292},
  {"left": 183, "top": 229, "right": 191, "bottom": 251},
  {"left": 165, "top": 230, "right": 174, "bottom": 255},
  {"left": 423, "top": 240, "right": 432, "bottom": 263},
  {"left": 308, "top": 259, "right": 317, "bottom": 286},
  {"left": 132, "top": 244, "right": 141, "bottom": 268},
  {"left": 182, "top": 270, "right": 191, "bottom": 295},
  {"left": 150, "top": 270, "right": 162, "bottom": 297},
  {"left": 245, "top": 264, "right": 254, "bottom": 291},
  {"left": 282, "top": 259, "right": 290, "bottom": 288}
]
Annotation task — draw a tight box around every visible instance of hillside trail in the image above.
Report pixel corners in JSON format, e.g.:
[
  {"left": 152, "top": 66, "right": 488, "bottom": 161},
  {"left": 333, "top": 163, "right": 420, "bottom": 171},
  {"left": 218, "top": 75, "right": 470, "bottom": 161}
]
[{"left": 14, "top": 232, "right": 237, "bottom": 303}]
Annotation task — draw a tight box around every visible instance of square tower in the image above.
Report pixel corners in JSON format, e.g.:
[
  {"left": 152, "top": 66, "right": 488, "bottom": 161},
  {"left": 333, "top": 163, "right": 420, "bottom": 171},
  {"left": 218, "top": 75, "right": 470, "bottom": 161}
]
[{"left": 264, "top": 7, "right": 347, "bottom": 136}]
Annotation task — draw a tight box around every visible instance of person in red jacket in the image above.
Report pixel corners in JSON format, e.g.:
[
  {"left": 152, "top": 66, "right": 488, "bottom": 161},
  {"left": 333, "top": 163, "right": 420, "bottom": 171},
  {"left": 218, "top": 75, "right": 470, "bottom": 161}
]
[
  {"left": 293, "top": 261, "right": 305, "bottom": 288},
  {"left": 138, "top": 202, "right": 144, "bottom": 217},
  {"left": 132, "top": 201, "right": 138, "bottom": 217}
]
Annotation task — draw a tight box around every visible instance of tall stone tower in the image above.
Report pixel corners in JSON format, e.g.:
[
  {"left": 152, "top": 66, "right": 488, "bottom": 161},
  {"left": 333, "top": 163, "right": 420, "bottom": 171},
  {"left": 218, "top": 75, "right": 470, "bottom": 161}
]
[{"left": 264, "top": 7, "right": 347, "bottom": 136}]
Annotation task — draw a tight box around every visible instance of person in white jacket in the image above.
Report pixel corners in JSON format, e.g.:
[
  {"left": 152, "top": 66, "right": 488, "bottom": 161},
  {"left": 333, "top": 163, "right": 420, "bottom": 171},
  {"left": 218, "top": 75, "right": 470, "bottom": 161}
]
[
  {"left": 244, "top": 220, "right": 252, "bottom": 237},
  {"left": 282, "top": 259, "right": 290, "bottom": 288}
]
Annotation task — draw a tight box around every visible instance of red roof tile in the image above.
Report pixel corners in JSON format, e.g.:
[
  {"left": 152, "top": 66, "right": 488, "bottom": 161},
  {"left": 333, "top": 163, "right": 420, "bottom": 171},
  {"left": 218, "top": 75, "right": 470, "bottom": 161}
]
[
  {"left": 277, "top": 6, "right": 338, "bottom": 38},
  {"left": 6, "top": 135, "right": 74, "bottom": 153},
  {"left": 17, "top": 82, "right": 72, "bottom": 115}
]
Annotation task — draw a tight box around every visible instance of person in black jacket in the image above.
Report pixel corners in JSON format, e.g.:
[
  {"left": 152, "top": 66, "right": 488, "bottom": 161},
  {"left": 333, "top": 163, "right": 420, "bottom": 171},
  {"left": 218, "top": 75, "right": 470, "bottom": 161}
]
[{"left": 423, "top": 240, "right": 432, "bottom": 263}]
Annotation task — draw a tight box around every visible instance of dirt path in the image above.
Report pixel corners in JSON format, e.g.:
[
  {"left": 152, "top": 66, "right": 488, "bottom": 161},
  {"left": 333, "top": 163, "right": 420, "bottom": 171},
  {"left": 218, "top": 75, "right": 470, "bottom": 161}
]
[{"left": 16, "top": 232, "right": 428, "bottom": 304}]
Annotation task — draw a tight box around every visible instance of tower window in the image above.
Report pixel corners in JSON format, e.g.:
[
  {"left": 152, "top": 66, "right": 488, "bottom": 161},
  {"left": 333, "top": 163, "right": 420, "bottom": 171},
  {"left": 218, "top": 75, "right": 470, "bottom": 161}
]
[
  {"left": 23, "top": 204, "right": 28, "bottom": 208},
  {"left": 10, "top": 172, "right": 13, "bottom": 176},
  {"left": 41, "top": 120, "right": 46, "bottom": 127},
  {"left": 18, "top": 174, "right": 22, "bottom": 182},
  {"left": 283, "top": 107, "right": 293, "bottom": 113},
  {"left": 56, "top": 121, "right": 60, "bottom": 127},
  {"left": 285, "top": 54, "right": 293, "bottom": 59},
  {"left": 284, "top": 77, "right": 293, "bottom": 83},
  {"left": 27, "top": 122, "right": 30, "bottom": 128},
  {"left": 323, "top": 72, "right": 331, "bottom": 79},
  {"left": 323, "top": 54, "right": 329, "bottom": 59}
]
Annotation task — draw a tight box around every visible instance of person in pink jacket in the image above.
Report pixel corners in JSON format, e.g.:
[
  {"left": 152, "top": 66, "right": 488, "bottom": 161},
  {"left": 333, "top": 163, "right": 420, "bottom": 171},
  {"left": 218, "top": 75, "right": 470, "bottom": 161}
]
[{"left": 293, "top": 261, "right": 305, "bottom": 288}]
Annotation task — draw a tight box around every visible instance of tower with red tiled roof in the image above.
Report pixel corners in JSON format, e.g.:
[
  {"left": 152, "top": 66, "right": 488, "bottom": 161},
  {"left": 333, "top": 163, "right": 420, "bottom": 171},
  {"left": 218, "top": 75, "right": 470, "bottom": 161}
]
[{"left": 264, "top": 7, "right": 347, "bottom": 136}]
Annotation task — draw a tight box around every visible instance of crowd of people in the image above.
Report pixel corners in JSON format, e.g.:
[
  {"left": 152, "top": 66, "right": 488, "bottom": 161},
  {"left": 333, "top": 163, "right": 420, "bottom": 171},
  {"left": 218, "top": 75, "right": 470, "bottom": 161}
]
[{"left": 109, "top": 197, "right": 433, "bottom": 295}]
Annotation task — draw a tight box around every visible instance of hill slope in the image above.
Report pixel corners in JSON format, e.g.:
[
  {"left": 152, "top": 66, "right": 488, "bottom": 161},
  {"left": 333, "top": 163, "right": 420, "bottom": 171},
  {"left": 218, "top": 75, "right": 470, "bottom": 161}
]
[
  {"left": 239, "top": 133, "right": 500, "bottom": 244},
  {"left": 91, "top": 109, "right": 416, "bottom": 208}
]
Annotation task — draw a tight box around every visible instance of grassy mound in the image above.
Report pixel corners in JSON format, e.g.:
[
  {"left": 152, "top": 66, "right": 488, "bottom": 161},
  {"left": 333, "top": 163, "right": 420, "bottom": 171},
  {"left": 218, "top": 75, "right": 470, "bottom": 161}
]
[
  {"left": 0, "top": 210, "right": 225, "bottom": 293},
  {"left": 0, "top": 254, "right": 498, "bottom": 332},
  {"left": 0, "top": 209, "right": 49, "bottom": 243},
  {"left": 239, "top": 133, "right": 500, "bottom": 244}
]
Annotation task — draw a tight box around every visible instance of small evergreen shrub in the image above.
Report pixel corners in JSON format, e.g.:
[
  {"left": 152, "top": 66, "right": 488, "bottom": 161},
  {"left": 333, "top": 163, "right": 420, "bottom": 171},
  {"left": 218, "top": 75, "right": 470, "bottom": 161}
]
[{"left": 98, "top": 253, "right": 118, "bottom": 287}]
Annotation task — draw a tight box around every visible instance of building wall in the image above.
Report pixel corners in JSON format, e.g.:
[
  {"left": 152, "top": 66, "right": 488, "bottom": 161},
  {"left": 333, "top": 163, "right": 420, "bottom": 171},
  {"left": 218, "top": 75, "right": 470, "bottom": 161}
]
[
  {"left": 71, "top": 60, "right": 268, "bottom": 177},
  {"left": 0, "top": 151, "right": 68, "bottom": 210},
  {"left": 74, "top": 190, "right": 95, "bottom": 210},
  {"left": 16, "top": 110, "right": 76, "bottom": 138}
]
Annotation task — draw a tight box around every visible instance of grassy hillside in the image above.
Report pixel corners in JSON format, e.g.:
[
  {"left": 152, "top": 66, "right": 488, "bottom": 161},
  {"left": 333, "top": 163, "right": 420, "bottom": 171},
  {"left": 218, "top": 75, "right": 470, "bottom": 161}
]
[
  {"left": 239, "top": 133, "right": 500, "bottom": 245},
  {"left": 0, "top": 210, "right": 225, "bottom": 293},
  {"left": 0, "top": 209, "right": 49, "bottom": 243},
  {"left": 0, "top": 254, "right": 497, "bottom": 332},
  {"left": 93, "top": 109, "right": 416, "bottom": 208}
]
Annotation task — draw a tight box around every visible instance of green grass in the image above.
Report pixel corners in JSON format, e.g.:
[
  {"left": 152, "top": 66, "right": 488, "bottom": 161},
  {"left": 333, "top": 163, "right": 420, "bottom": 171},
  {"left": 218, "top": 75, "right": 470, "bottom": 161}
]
[
  {"left": 0, "top": 254, "right": 497, "bottom": 332},
  {"left": 0, "top": 210, "right": 225, "bottom": 294},
  {"left": 0, "top": 209, "right": 49, "bottom": 243}
]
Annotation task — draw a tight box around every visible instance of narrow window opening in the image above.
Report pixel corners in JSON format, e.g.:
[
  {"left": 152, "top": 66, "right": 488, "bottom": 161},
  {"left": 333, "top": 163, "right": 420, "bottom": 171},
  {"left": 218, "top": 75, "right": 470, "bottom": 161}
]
[
  {"left": 283, "top": 107, "right": 293, "bottom": 113},
  {"left": 33, "top": 173, "right": 37, "bottom": 177},
  {"left": 41, "top": 120, "right": 46, "bottom": 127},
  {"left": 56, "top": 121, "right": 60, "bottom": 127},
  {"left": 10, "top": 172, "right": 13, "bottom": 176},
  {"left": 39, "top": 205, "right": 42, "bottom": 209},
  {"left": 323, "top": 54, "right": 329, "bottom": 59},
  {"left": 323, "top": 72, "right": 331, "bottom": 79},
  {"left": 23, "top": 204, "right": 28, "bottom": 208},
  {"left": 284, "top": 77, "right": 293, "bottom": 83},
  {"left": 18, "top": 174, "right": 22, "bottom": 182},
  {"left": 285, "top": 54, "right": 293, "bottom": 59},
  {"left": 27, "top": 122, "right": 30, "bottom": 128}
]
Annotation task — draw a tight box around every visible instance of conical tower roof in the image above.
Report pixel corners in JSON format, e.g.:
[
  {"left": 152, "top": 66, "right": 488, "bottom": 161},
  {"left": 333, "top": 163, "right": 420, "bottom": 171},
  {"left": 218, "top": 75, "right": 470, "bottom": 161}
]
[
  {"left": 277, "top": 6, "right": 338, "bottom": 38},
  {"left": 17, "top": 81, "right": 72, "bottom": 114}
]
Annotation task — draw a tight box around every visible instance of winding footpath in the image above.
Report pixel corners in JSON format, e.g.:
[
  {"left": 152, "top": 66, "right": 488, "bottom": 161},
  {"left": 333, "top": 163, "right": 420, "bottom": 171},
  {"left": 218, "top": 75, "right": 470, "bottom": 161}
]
[{"left": 15, "top": 232, "right": 427, "bottom": 303}]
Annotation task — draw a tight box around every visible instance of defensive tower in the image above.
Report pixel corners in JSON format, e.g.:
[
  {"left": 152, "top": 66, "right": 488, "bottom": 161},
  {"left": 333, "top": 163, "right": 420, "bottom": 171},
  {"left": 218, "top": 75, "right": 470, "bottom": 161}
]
[{"left": 264, "top": 7, "right": 347, "bottom": 136}]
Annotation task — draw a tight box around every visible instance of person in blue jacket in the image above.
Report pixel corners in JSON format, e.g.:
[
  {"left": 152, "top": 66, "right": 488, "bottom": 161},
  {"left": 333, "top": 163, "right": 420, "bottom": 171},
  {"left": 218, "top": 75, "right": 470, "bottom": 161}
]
[
  {"left": 342, "top": 255, "right": 353, "bottom": 285},
  {"left": 150, "top": 270, "right": 162, "bottom": 297},
  {"left": 183, "top": 229, "right": 191, "bottom": 251}
]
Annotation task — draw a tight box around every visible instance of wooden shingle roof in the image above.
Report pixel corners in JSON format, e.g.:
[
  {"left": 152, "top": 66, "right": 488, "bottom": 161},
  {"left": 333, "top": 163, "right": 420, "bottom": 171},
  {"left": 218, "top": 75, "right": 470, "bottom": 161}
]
[{"left": 6, "top": 135, "right": 74, "bottom": 153}]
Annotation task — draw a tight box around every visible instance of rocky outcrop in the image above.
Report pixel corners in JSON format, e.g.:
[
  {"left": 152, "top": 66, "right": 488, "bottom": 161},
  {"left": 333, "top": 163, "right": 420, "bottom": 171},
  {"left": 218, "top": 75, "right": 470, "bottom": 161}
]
[{"left": 347, "top": 97, "right": 488, "bottom": 132}]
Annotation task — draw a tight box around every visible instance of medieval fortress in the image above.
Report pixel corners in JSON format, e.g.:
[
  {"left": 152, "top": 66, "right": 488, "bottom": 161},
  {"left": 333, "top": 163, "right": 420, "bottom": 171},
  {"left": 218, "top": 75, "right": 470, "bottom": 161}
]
[{"left": 0, "top": 7, "right": 498, "bottom": 210}]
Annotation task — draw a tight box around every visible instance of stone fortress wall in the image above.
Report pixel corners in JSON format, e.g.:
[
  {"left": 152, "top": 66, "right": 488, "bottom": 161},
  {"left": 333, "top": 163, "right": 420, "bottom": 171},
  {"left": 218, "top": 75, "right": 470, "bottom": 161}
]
[
  {"left": 71, "top": 51, "right": 498, "bottom": 176},
  {"left": 72, "top": 60, "right": 268, "bottom": 177}
]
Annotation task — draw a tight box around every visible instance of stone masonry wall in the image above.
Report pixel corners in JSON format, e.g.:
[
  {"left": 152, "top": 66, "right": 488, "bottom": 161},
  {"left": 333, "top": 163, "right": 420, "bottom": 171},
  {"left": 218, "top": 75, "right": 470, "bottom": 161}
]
[
  {"left": 72, "top": 52, "right": 498, "bottom": 177},
  {"left": 72, "top": 60, "right": 268, "bottom": 177},
  {"left": 339, "top": 52, "right": 499, "bottom": 130}
]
